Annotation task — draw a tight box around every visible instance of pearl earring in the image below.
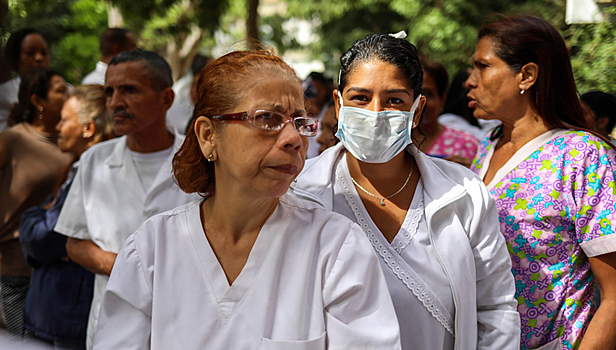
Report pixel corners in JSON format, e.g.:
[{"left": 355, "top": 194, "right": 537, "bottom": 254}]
[{"left": 520, "top": 89, "right": 525, "bottom": 95}]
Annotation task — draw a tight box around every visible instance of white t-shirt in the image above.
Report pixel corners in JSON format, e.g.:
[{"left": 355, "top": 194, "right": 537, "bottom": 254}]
[
  {"left": 129, "top": 146, "right": 174, "bottom": 192},
  {"left": 94, "top": 196, "right": 402, "bottom": 350}
]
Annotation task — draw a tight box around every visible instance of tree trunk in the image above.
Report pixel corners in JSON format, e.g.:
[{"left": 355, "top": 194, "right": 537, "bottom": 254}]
[
  {"left": 107, "top": 2, "right": 124, "bottom": 28},
  {"left": 247, "top": 0, "right": 260, "bottom": 48}
]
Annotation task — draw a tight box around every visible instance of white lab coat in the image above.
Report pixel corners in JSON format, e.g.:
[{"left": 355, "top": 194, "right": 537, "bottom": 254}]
[
  {"left": 290, "top": 143, "right": 520, "bottom": 350},
  {"left": 93, "top": 196, "right": 402, "bottom": 350},
  {"left": 55, "top": 129, "right": 199, "bottom": 349}
]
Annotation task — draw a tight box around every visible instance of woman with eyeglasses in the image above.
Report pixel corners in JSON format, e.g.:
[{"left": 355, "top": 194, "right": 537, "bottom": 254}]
[
  {"left": 291, "top": 33, "right": 519, "bottom": 350},
  {"left": 93, "top": 49, "right": 401, "bottom": 349}
]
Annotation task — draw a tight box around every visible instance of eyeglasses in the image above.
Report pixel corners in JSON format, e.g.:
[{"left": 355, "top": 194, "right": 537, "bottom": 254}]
[{"left": 211, "top": 110, "right": 319, "bottom": 137}]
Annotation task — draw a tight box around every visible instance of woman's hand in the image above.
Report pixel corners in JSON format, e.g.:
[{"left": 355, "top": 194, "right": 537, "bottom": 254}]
[{"left": 579, "top": 251, "right": 616, "bottom": 349}]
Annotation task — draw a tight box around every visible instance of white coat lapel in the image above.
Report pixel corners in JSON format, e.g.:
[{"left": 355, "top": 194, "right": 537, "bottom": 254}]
[{"left": 104, "top": 136, "right": 146, "bottom": 199}]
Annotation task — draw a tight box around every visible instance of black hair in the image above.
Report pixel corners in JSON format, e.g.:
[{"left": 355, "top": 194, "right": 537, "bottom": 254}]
[
  {"left": 581, "top": 91, "right": 616, "bottom": 134},
  {"left": 9, "top": 68, "right": 63, "bottom": 124},
  {"left": 420, "top": 58, "right": 448, "bottom": 98},
  {"left": 5, "top": 28, "right": 50, "bottom": 73},
  {"left": 108, "top": 50, "right": 173, "bottom": 91},
  {"left": 338, "top": 33, "right": 423, "bottom": 98},
  {"left": 479, "top": 15, "right": 588, "bottom": 134},
  {"left": 191, "top": 54, "right": 211, "bottom": 75},
  {"left": 442, "top": 69, "right": 480, "bottom": 127},
  {"left": 100, "top": 28, "right": 134, "bottom": 57}
]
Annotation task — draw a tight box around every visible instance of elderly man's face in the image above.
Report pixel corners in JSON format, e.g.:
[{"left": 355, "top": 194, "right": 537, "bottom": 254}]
[{"left": 104, "top": 61, "right": 169, "bottom": 137}]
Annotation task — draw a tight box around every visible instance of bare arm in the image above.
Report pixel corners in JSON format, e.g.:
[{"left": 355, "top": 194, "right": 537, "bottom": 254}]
[
  {"left": 66, "top": 237, "right": 118, "bottom": 276},
  {"left": 579, "top": 251, "right": 616, "bottom": 350}
]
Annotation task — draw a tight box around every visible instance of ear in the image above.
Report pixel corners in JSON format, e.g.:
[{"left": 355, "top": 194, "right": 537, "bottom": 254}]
[
  {"left": 30, "top": 94, "right": 44, "bottom": 111},
  {"left": 111, "top": 43, "right": 121, "bottom": 56},
  {"left": 438, "top": 92, "right": 448, "bottom": 113},
  {"left": 519, "top": 62, "right": 539, "bottom": 91},
  {"left": 160, "top": 87, "right": 175, "bottom": 112},
  {"left": 333, "top": 89, "right": 341, "bottom": 113},
  {"left": 82, "top": 120, "right": 96, "bottom": 139},
  {"left": 412, "top": 95, "right": 427, "bottom": 129},
  {"left": 194, "top": 116, "right": 218, "bottom": 161},
  {"left": 597, "top": 116, "right": 609, "bottom": 131}
]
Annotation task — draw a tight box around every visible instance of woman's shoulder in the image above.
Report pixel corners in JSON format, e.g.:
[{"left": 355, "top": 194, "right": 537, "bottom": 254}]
[
  {"left": 551, "top": 129, "right": 616, "bottom": 159},
  {"left": 279, "top": 193, "right": 354, "bottom": 227},
  {"left": 131, "top": 201, "right": 201, "bottom": 244}
]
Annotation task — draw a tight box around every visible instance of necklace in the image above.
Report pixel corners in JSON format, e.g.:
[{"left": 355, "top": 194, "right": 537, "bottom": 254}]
[{"left": 350, "top": 166, "right": 413, "bottom": 206}]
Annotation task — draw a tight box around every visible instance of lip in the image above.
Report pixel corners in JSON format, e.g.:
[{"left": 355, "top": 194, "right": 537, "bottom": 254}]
[
  {"left": 270, "top": 164, "right": 299, "bottom": 175},
  {"left": 467, "top": 94, "right": 477, "bottom": 109}
]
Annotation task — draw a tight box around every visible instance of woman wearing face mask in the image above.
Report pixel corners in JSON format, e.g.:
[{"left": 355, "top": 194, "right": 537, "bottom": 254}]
[
  {"left": 0, "top": 28, "right": 51, "bottom": 132},
  {"left": 0, "top": 68, "right": 72, "bottom": 335},
  {"left": 291, "top": 33, "right": 520, "bottom": 350}
]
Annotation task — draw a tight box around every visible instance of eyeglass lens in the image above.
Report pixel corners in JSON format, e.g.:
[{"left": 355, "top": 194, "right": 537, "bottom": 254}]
[{"left": 252, "top": 110, "right": 318, "bottom": 136}]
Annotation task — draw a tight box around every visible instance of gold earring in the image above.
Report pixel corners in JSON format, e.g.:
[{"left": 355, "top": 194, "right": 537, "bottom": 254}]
[
  {"left": 37, "top": 106, "right": 44, "bottom": 120},
  {"left": 207, "top": 153, "right": 214, "bottom": 162}
]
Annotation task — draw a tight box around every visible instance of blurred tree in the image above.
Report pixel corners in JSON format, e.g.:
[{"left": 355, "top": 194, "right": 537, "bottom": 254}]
[
  {"left": 4, "top": 0, "right": 106, "bottom": 84},
  {"left": 280, "top": 0, "right": 567, "bottom": 77},
  {"left": 111, "top": 0, "right": 229, "bottom": 81},
  {"left": 567, "top": 7, "right": 616, "bottom": 94}
]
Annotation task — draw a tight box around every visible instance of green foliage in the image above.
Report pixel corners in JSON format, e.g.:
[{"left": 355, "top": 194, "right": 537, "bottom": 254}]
[
  {"left": 6, "top": 0, "right": 107, "bottom": 84},
  {"left": 281, "top": 0, "right": 570, "bottom": 79},
  {"left": 568, "top": 7, "right": 616, "bottom": 94}
]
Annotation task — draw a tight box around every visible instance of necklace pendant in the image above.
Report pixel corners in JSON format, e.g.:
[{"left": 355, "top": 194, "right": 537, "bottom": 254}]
[{"left": 380, "top": 199, "right": 386, "bottom": 206}]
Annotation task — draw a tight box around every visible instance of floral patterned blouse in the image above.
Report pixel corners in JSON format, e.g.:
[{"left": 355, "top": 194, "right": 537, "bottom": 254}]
[
  {"left": 426, "top": 125, "right": 479, "bottom": 159},
  {"left": 471, "top": 129, "right": 616, "bottom": 349}
]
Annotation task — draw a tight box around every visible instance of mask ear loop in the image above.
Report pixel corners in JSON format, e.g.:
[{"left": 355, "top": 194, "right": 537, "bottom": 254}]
[
  {"left": 408, "top": 94, "right": 423, "bottom": 137},
  {"left": 338, "top": 91, "right": 344, "bottom": 107}
]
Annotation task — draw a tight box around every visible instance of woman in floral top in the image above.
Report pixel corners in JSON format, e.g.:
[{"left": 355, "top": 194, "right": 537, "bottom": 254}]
[{"left": 467, "top": 15, "right": 616, "bottom": 350}]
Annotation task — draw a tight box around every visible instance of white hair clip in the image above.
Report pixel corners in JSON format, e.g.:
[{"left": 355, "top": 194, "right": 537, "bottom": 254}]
[{"left": 389, "top": 31, "right": 407, "bottom": 39}]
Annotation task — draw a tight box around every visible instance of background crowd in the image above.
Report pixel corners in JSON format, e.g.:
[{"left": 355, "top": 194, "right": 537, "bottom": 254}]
[{"left": 1, "top": 6, "right": 616, "bottom": 350}]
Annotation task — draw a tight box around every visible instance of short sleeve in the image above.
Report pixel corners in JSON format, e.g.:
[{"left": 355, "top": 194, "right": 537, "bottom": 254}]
[
  {"left": 54, "top": 163, "right": 91, "bottom": 240},
  {"left": 322, "top": 224, "right": 401, "bottom": 350},
  {"left": 573, "top": 138, "right": 616, "bottom": 257},
  {"left": 93, "top": 234, "right": 152, "bottom": 349}
]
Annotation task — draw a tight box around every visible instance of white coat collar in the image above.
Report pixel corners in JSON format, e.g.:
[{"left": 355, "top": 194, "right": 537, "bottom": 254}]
[{"left": 291, "top": 143, "right": 469, "bottom": 215}]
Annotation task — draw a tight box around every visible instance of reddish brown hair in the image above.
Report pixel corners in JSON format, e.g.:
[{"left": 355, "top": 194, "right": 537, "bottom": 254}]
[{"left": 173, "top": 49, "right": 300, "bottom": 196}]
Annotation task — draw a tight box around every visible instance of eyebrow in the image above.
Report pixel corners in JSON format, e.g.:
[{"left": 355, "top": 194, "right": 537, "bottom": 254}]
[
  {"left": 346, "top": 87, "right": 410, "bottom": 95},
  {"left": 262, "top": 105, "right": 307, "bottom": 115}
]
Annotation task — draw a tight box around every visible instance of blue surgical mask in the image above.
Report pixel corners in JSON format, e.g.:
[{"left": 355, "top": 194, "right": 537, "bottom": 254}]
[{"left": 335, "top": 93, "right": 422, "bottom": 163}]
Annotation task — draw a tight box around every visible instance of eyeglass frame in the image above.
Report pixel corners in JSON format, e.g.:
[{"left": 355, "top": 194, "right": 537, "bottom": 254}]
[{"left": 210, "top": 109, "right": 320, "bottom": 137}]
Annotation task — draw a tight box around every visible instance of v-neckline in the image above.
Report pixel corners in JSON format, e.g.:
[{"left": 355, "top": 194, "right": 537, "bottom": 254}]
[
  {"left": 338, "top": 154, "right": 423, "bottom": 246},
  {"left": 479, "top": 129, "right": 568, "bottom": 190},
  {"left": 186, "top": 200, "right": 288, "bottom": 320}
]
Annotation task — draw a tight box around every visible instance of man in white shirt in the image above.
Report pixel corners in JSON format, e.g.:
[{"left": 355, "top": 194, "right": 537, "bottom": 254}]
[
  {"left": 55, "top": 50, "right": 198, "bottom": 349},
  {"left": 81, "top": 28, "right": 137, "bottom": 86}
]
